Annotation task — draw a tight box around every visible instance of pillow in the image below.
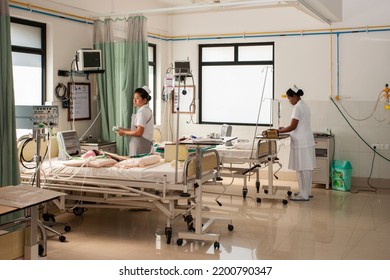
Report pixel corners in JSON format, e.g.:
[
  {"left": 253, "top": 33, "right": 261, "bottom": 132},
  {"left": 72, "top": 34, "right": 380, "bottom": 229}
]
[{"left": 138, "top": 155, "right": 162, "bottom": 167}]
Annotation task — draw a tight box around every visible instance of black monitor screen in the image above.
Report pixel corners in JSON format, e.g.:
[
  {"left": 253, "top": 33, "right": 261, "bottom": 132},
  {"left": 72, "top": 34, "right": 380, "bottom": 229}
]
[{"left": 84, "top": 52, "right": 101, "bottom": 68}]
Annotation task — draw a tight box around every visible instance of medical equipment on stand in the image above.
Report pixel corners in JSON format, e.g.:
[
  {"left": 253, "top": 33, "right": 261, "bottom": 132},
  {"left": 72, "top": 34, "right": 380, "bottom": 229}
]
[{"left": 16, "top": 106, "right": 70, "bottom": 256}]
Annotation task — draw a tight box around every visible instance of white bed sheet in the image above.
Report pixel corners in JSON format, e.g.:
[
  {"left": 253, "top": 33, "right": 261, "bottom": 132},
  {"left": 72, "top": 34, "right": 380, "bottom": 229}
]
[{"left": 215, "top": 145, "right": 257, "bottom": 160}]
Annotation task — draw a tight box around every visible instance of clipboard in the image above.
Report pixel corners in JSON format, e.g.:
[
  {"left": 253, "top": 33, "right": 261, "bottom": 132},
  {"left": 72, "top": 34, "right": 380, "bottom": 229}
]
[{"left": 68, "top": 82, "right": 91, "bottom": 121}]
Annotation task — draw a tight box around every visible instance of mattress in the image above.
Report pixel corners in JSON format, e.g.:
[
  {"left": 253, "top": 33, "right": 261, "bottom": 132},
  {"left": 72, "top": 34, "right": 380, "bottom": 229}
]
[{"left": 20, "top": 158, "right": 185, "bottom": 184}]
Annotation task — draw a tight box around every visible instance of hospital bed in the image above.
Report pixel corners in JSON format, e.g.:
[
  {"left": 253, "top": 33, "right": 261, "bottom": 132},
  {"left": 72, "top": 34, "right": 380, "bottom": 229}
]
[
  {"left": 215, "top": 135, "right": 292, "bottom": 204},
  {"left": 19, "top": 137, "right": 232, "bottom": 247}
]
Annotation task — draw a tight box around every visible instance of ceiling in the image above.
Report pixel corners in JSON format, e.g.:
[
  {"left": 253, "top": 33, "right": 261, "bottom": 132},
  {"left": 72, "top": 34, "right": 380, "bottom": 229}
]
[{"left": 13, "top": 0, "right": 342, "bottom": 24}]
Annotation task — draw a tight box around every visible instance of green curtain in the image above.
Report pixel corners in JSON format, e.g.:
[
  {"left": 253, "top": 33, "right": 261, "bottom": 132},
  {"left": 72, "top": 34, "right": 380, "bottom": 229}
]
[
  {"left": 93, "top": 16, "right": 149, "bottom": 155},
  {"left": 0, "top": 0, "right": 20, "bottom": 187}
]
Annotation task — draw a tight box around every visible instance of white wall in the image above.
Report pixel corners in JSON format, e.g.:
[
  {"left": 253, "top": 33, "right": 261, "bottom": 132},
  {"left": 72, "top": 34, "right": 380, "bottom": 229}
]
[
  {"left": 10, "top": 7, "right": 96, "bottom": 139},
  {"left": 167, "top": 0, "right": 390, "bottom": 181}
]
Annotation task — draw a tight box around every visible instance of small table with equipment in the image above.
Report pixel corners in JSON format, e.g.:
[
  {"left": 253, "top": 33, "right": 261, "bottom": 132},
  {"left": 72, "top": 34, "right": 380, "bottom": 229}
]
[
  {"left": 256, "top": 134, "right": 292, "bottom": 205},
  {"left": 175, "top": 137, "right": 236, "bottom": 249},
  {"left": 0, "top": 185, "right": 65, "bottom": 259}
]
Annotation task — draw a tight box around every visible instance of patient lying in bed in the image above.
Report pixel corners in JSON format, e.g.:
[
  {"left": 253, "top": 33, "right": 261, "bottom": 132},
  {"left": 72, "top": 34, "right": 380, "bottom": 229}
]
[{"left": 62, "top": 149, "right": 162, "bottom": 169}]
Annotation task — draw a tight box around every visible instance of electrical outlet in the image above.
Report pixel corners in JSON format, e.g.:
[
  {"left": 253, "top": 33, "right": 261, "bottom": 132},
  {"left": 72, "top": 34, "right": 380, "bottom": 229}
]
[{"left": 372, "top": 144, "right": 390, "bottom": 150}]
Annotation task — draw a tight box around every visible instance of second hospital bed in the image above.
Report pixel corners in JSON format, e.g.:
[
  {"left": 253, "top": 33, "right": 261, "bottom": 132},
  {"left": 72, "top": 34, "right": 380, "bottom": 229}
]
[{"left": 215, "top": 136, "right": 292, "bottom": 204}]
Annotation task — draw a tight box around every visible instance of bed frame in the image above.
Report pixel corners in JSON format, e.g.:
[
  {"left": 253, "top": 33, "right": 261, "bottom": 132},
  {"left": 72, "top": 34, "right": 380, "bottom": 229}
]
[{"left": 20, "top": 149, "right": 232, "bottom": 246}]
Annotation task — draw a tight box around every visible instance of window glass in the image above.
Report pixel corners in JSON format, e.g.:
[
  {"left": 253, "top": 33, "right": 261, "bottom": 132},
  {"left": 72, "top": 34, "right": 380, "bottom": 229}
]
[
  {"left": 202, "top": 47, "right": 234, "bottom": 62},
  {"left": 201, "top": 65, "right": 273, "bottom": 124},
  {"left": 200, "top": 43, "right": 274, "bottom": 125},
  {"left": 11, "top": 18, "right": 45, "bottom": 107},
  {"left": 12, "top": 52, "right": 42, "bottom": 106},
  {"left": 238, "top": 45, "right": 273, "bottom": 61},
  {"left": 11, "top": 22, "right": 42, "bottom": 48}
]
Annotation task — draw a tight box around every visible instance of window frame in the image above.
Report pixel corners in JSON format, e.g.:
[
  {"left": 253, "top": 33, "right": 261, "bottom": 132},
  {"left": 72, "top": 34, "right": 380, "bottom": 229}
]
[
  {"left": 148, "top": 43, "right": 156, "bottom": 123},
  {"left": 199, "top": 42, "right": 274, "bottom": 126},
  {"left": 11, "top": 17, "right": 46, "bottom": 105}
]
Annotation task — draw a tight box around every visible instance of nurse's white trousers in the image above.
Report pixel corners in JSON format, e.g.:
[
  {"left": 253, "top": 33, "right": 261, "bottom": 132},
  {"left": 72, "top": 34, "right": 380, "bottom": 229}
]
[{"left": 296, "top": 170, "right": 312, "bottom": 199}]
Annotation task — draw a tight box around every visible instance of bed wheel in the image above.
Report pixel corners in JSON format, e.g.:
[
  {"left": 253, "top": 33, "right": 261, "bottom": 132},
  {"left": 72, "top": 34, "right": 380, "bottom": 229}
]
[
  {"left": 38, "top": 244, "right": 45, "bottom": 257},
  {"left": 176, "top": 238, "right": 183, "bottom": 246},
  {"left": 287, "top": 191, "right": 292, "bottom": 196},
  {"left": 187, "top": 223, "right": 195, "bottom": 232},
  {"left": 256, "top": 198, "right": 261, "bottom": 203},
  {"left": 59, "top": 235, "right": 66, "bottom": 242},
  {"left": 282, "top": 199, "right": 288, "bottom": 205},
  {"left": 242, "top": 188, "right": 248, "bottom": 199},
  {"left": 213, "top": 241, "right": 220, "bottom": 250},
  {"left": 165, "top": 227, "right": 172, "bottom": 244},
  {"left": 228, "top": 224, "right": 234, "bottom": 231},
  {"left": 64, "top": 225, "right": 71, "bottom": 232},
  {"left": 183, "top": 214, "right": 193, "bottom": 224},
  {"left": 264, "top": 189, "right": 269, "bottom": 194},
  {"left": 42, "top": 213, "right": 55, "bottom": 222},
  {"left": 73, "top": 207, "right": 84, "bottom": 216}
]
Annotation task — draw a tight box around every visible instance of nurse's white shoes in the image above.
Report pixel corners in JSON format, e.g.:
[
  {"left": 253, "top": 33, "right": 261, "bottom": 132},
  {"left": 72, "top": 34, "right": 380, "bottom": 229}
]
[
  {"left": 294, "top": 192, "right": 313, "bottom": 198},
  {"left": 290, "top": 194, "right": 310, "bottom": 201}
]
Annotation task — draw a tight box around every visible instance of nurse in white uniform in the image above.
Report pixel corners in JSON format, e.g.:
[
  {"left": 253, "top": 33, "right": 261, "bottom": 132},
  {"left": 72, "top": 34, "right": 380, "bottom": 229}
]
[
  {"left": 278, "top": 87, "right": 315, "bottom": 201},
  {"left": 118, "top": 86, "right": 154, "bottom": 156}
]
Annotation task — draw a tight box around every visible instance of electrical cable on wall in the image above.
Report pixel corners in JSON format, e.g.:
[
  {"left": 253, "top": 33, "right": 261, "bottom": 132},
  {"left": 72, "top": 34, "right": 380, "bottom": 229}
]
[
  {"left": 331, "top": 97, "right": 387, "bottom": 193},
  {"left": 55, "top": 83, "right": 69, "bottom": 108},
  {"left": 337, "top": 88, "right": 389, "bottom": 122},
  {"left": 330, "top": 97, "right": 389, "bottom": 162}
]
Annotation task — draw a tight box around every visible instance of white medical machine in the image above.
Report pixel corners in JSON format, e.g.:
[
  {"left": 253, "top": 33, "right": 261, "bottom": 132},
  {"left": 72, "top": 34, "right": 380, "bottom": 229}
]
[{"left": 57, "top": 130, "right": 81, "bottom": 160}]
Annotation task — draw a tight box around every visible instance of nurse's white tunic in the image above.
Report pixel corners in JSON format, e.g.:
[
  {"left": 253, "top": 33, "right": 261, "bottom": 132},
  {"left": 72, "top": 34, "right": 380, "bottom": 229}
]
[{"left": 288, "top": 100, "right": 315, "bottom": 171}]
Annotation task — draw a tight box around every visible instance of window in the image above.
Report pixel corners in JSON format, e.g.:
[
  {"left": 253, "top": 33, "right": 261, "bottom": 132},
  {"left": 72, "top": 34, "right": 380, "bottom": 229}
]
[
  {"left": 11, "top": 17, "right": 46, "bottom": 106},
  {"left": 148, "top": 43, "right": 157, "bottom": 124},
  {"left": 199, "top": 42, "right": 274, "bottom": 126}
]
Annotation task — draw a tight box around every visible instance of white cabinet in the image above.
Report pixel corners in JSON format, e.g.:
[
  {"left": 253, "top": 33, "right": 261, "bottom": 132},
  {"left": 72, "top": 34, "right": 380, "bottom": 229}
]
[{"left": 312, "top": 135, "right": 334, "bottom": 189}]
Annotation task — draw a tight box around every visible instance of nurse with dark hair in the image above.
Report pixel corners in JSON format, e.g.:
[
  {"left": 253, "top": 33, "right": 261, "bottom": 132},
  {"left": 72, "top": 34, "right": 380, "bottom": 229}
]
[
  {"left": 118, "top": 86, "right": 154, "bottom": 156},
  {"left": 278, "top": 87, "right": 315, "bottom": 201}
]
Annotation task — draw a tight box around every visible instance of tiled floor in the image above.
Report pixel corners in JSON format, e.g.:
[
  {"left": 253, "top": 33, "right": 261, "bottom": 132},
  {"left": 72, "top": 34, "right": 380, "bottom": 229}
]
[{"left": 45, "top": 179, "right": 390, "bottom": 260}]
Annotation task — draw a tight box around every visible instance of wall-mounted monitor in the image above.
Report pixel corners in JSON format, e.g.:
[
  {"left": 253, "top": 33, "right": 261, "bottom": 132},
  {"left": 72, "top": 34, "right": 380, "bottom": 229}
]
[{"left": 76, "top": 49, "right": 102, "bottom": 71}]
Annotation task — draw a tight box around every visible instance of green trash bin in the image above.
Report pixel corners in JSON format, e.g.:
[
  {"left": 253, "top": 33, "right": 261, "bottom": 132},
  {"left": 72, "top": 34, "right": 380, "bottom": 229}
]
[{"left": 330, "top": 160, "right": 352, "bottom": 191}]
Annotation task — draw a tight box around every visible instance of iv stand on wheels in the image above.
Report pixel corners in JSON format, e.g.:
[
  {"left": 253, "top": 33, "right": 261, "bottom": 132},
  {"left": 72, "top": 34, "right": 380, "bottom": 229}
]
[{"left": 33, "top": 127, "right": 69, "bottom": 257}]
